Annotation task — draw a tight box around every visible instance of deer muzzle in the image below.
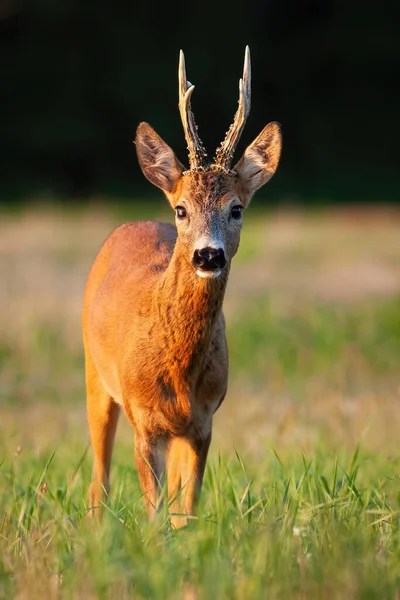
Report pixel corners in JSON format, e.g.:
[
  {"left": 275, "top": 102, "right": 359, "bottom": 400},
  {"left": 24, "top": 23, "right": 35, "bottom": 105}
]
[{"left": 192, "top": 247, "right": 226, "bottom": 275}]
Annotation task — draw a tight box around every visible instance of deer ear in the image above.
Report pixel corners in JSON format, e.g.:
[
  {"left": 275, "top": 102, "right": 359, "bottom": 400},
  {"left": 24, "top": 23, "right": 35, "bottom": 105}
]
[
  {"left": 135, "top": 122, "right": 185, "bottom": 193},
  {"left": 234, "top": 122, "right": 282, "bottom": 206}
]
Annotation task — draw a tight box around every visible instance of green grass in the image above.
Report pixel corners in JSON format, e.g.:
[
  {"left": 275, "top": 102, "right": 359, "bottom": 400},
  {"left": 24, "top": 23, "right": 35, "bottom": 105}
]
[
  {"left": 1, "top": 205, "right": 400, "bottom": 598},
  {"left": 1, "top": 443, "right": 400, "bottom": 599},
  {"left": 229, "top": 296, "right": 400, "bottom": 388}
]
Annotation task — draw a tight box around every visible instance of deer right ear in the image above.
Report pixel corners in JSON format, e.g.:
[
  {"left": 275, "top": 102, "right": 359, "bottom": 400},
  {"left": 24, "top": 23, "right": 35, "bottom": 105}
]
[
  {"left": 135, "top": 122, "right": 185, "bottom": 193},
  {"left": 234, "top": 122, "right": 282, "bottom": 207}
]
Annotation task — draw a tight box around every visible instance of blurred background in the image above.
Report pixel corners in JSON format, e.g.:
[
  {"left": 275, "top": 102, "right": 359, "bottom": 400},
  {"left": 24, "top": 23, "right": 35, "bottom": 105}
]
[
  {"left": 1, "top": 0, "right": 399, "bottom": 202},
  {"left": 1, "top": 0, "right": 400, "bottom": 458}
]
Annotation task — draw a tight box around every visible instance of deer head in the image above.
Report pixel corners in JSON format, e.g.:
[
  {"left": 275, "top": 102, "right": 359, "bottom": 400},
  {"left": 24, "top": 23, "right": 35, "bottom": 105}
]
[{"left": 135, "top": 47, "right": 282, "bottom": 279}]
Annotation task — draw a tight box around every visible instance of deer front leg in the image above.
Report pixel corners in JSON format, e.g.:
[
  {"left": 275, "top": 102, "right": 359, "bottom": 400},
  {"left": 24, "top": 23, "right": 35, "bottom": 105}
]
[
  {"left": 134, "top": 435, "right": 167, "bottom": 519},
  {"left": 167, "top": 433, "right": 211, "bottom": 529}
]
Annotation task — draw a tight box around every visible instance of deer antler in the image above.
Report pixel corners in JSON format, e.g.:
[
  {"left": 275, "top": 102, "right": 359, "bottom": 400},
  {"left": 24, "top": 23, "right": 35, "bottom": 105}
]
[
  {"left": 214, "top": 46, "right": 251, "bottom": 170},
  {"left": 179, "top": 50, "right": 208, "bottom": 170}
]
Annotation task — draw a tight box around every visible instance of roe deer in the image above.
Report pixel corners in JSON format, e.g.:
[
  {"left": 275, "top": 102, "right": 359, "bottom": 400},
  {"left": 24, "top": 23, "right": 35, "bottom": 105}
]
[{"left": 83, "top": 47, "right": 282, "bottom": 528}]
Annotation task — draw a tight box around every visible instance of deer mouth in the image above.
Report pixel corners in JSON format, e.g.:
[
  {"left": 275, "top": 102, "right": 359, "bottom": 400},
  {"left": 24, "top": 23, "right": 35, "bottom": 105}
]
[{"left": 196, "top": 268, "right": 222, "bottom": 279}]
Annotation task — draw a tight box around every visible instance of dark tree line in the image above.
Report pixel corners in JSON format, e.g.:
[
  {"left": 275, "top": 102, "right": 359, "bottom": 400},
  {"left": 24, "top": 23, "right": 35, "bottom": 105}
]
[{"left": 1, "top": 0, "right": 398, "bottom": 202}]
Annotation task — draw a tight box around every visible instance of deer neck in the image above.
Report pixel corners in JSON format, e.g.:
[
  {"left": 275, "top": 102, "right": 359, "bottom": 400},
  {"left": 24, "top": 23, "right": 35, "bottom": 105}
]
[{"left": 155, "top": 241, "right": 229, "bottom": 376}]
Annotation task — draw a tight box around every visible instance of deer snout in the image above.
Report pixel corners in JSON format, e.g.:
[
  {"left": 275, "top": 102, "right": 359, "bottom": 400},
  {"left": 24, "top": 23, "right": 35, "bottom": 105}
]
[{"left": 192, "top": 247, "right": 226, "bottom": 272}]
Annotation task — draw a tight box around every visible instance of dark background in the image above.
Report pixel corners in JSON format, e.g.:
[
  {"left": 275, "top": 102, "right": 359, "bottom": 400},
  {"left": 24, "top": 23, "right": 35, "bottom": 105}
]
[{"left": 1, "top": 0, "right": 398, "bottom": 203}]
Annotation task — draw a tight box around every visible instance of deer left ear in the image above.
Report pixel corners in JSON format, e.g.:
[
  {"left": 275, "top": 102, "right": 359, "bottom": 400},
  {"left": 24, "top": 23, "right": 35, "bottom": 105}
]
[
  {"left": 135, "top": 122, "right": 185, "bottom": 193},
  {"left": 234, "top": 122, "right": 282, "bottom": 206}
]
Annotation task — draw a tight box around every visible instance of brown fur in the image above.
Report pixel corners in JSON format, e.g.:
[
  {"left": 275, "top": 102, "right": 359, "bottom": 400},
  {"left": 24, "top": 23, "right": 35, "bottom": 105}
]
[{"left": 83, "top": 117, "right": 281, "bottom": 528}]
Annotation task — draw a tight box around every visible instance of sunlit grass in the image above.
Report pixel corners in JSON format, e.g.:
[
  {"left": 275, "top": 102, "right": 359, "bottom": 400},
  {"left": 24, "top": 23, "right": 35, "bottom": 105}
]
[
  {"left": 1, "top": 443, "right": 399, "bottom": 599},
  {"left": 229, "top": 296, "right": 400, "bottom": 387}
]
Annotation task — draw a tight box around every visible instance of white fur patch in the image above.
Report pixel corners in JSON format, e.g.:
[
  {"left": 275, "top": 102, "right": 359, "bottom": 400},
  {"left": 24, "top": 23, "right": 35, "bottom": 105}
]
[{"left": 196, "top": 269, "right": 222, "bottom": 279}]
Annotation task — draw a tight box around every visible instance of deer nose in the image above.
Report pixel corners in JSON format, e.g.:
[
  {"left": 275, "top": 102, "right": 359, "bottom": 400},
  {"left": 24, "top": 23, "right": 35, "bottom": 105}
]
[{"left": 192, "top": 247, "right": 226, "bottom": 271}]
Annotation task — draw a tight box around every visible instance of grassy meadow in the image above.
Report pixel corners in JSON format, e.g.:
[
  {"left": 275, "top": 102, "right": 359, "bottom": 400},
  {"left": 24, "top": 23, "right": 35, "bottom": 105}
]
[{"left": 1, "top": 202, "right": 400, "bottom": 599}]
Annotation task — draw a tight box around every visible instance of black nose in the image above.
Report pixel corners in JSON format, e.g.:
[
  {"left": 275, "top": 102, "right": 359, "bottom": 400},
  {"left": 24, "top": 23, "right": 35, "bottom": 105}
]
[{"left": 192, "top": 247, "right": 227, "bottom": 271}]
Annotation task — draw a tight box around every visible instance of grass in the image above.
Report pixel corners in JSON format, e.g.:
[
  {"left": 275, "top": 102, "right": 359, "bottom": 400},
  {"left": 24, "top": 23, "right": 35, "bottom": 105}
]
[
  {"left": 1, "top": 203, "right": 400, "bottom": 598},
  {"left": 230, "top": 297, "right": 400, "bottom": 383},
  {"left": 1, "top": 444, "right": 400, "bottom": 598}
]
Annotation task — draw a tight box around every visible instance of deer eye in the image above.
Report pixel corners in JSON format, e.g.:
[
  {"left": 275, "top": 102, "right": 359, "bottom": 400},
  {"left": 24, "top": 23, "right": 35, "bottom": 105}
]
[
  {"left": 231, "top": 205, "right": 243, "bottom": 220},
  {"left": 176, "top": 206, "right": 187, "bottom": 219}
]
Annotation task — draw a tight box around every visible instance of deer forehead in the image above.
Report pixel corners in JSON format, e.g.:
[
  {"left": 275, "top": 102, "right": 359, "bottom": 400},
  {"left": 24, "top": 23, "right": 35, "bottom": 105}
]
[{"left": 179, "top": 171, "right": 239, "bottom": 210}]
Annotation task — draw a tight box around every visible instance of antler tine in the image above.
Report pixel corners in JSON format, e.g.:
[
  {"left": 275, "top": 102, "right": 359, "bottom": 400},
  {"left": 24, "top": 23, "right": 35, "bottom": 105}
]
[
  {"left": 214, "top": 46, "right": 251, "bottom": 169},
  {"left": 178, "top": 50, "right": 207, "bottom": 170}
]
